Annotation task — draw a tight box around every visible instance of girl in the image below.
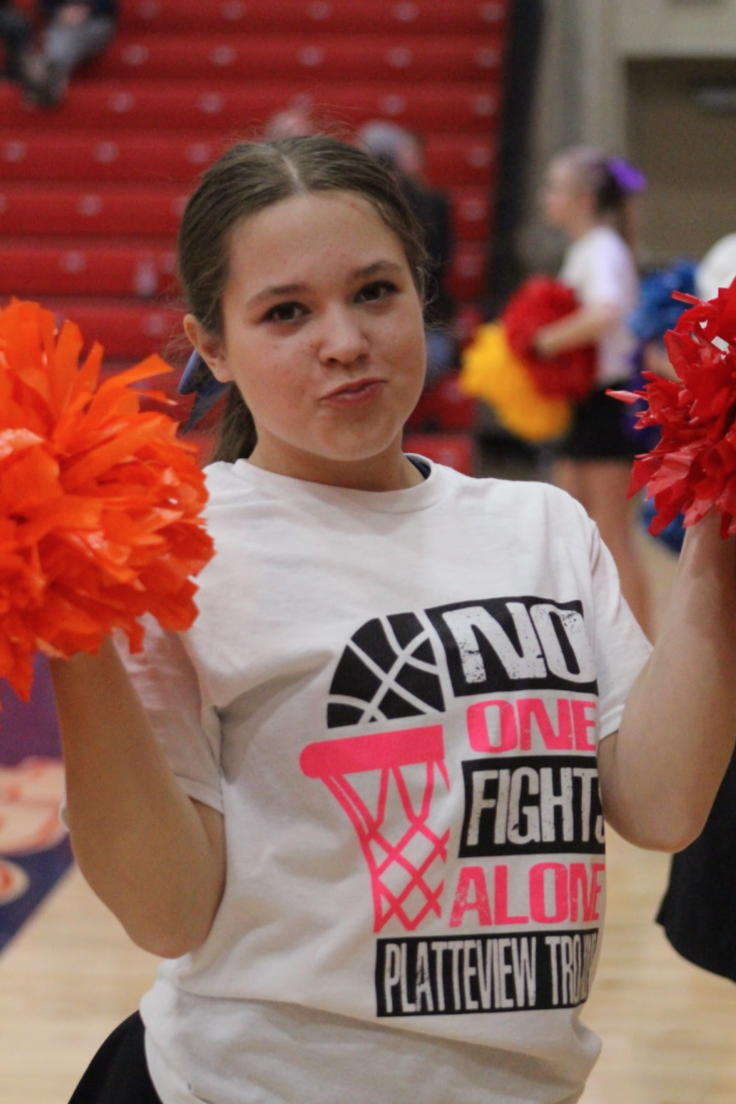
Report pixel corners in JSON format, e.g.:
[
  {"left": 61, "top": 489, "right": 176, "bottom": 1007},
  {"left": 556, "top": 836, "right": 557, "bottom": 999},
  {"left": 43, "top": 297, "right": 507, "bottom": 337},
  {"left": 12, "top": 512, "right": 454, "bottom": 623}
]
[
  {"left": 537, "top": 146, "right": 649, "bottom": 634},
  {"left": 51, "top": 136, "right": 736, "bottom": 1104}
]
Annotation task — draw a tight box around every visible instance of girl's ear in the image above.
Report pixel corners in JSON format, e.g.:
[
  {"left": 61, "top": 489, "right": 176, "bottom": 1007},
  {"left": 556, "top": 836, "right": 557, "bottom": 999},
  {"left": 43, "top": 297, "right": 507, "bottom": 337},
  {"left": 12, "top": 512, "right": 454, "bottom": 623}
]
[{"left": 183, "top": 314, "right": 233, "bottom": 383}]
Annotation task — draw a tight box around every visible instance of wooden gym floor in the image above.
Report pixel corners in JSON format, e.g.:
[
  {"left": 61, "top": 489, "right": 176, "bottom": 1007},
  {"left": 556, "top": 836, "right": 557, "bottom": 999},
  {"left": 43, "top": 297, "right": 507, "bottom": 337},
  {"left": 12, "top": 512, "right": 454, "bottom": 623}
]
[{"left": 0, "top": 513, "right": 733, "bottom": 1104}]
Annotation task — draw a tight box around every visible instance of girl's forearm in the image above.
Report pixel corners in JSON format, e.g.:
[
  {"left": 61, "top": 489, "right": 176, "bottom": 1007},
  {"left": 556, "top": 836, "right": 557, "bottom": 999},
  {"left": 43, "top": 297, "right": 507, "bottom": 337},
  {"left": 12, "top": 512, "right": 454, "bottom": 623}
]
[
  {"left": 599, "top": 512, "right": 736, "bottom": 851},
  {"left": 534, "top": 302, "right": 620, "bottom": 357},
  {"left": 51, "top": 638, "right": 225, "bottom": 957}
]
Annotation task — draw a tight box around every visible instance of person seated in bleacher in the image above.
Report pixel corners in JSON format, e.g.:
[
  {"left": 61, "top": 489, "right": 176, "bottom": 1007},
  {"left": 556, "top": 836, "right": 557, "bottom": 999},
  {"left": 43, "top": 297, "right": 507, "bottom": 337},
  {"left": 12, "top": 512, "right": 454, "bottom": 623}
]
[
  {"left": 262, "top": 106, "right": 318, "bottom": 141},
  {"left": 0, "top": 0, "right": 36, "bottom": 86},
  {"left": 358, "top": 120, "right": 458, "bottom": 387},
  {"left": 25, "top": 0, "right": 118, "bottom": 106}
]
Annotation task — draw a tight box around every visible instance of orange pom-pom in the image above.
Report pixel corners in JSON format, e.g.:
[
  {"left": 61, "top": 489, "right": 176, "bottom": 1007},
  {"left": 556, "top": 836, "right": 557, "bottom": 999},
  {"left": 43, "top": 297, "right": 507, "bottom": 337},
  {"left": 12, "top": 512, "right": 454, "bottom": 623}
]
[{"left": 0, "top": 300, "right": 215, "bottom": 708}]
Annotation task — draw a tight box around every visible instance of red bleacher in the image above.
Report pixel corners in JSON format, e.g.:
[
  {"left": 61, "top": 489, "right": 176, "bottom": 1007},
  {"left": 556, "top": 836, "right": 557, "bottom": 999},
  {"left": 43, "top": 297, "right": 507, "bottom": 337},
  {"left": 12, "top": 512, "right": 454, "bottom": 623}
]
[
  {"left": 406, "top": 374, "right": 478, "bottom": 434},
  {"left": 0, "top": 0, "right": 507, "bottom": 469},
  {"left": 403, "top": 432, "right": 476, "bottom": 476},
  {"left": 10, "top": 84, "right": 500, "bottom": 134},
  {"left": 118, "top": 0, "right": 506, "bottom": 35},
  {"left": 89, "top": 35, "right": 503, "bottom": 83},
  {"left": 0, "top": 133, "right": 495, "bottom": 189}
]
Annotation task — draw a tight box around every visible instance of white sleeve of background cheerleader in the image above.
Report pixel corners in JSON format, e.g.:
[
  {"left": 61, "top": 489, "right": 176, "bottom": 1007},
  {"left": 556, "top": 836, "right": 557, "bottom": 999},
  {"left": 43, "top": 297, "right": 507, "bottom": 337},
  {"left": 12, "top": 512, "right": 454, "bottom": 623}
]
[{"left": 580, "top": 234, "right": 633, "bottom": 310}]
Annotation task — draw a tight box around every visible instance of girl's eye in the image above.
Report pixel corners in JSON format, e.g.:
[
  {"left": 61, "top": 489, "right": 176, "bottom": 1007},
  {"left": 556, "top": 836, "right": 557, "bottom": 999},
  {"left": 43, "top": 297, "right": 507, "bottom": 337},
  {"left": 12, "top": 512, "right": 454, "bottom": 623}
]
[
  {"left": 263, "top": 301, "right": 305, "bottom": 323},
  {"left": 357, "top": 280, "right": 398, "bottom": 303}
]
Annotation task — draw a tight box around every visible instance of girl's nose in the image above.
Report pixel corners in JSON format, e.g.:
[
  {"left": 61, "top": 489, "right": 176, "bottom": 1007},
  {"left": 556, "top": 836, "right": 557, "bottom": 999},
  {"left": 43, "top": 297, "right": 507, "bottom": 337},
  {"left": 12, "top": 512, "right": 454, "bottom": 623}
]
[{"left": 317, "top": 307, "right": 370, "bottom": 366}]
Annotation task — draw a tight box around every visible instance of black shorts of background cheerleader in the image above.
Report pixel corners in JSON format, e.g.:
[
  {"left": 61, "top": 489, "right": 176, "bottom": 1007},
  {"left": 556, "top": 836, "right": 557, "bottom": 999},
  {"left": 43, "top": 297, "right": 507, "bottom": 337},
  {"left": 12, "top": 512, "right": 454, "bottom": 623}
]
[{"left": 555, "top": 385, "right": 639, "bottom": 461}]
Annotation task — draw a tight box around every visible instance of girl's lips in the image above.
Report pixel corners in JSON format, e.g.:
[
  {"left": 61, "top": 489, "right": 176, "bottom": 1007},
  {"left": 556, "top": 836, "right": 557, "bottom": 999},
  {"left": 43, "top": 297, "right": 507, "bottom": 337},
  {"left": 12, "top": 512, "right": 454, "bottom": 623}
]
[{"left": 321, "top": 378, "right": 385, "bottom": 405}]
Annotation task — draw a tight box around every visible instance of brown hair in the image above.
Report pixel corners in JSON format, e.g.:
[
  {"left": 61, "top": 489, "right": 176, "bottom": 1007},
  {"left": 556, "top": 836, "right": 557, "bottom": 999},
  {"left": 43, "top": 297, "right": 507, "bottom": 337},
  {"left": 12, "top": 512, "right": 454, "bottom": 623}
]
[
  {"left": 554, "top": 145, "right": 638, "bottom": 247},
  {"left": 178, "top": 135, "right": 429, "bottom": 463}
]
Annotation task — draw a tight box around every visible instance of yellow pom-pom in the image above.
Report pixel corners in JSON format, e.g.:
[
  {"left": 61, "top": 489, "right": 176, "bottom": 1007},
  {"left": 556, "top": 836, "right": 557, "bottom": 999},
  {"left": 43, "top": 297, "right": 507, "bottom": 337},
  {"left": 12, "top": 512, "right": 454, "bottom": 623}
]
[{"left": 458, "top": 323, "right": 571, "bottom": 444}]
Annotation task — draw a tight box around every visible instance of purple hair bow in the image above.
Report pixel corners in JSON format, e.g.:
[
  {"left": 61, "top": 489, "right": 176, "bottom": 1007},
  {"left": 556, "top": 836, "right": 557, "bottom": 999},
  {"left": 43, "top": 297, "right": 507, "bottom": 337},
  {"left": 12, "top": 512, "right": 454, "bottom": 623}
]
[{"left": 607, "top": 157, "right": 647, "bottom": 195}]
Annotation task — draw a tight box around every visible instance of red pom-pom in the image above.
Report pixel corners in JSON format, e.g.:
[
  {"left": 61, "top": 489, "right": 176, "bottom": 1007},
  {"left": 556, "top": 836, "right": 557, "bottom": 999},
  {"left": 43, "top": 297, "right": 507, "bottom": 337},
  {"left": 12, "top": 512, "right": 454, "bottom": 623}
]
[
  {"left": 0, "top": 300, "right": 215, "bottom": 709},
  {"left": 502, "top": 276, "right": 597, "bottom": 400},
  {"left": 610, "top": 279, "right": 736, "bottom": 538}
]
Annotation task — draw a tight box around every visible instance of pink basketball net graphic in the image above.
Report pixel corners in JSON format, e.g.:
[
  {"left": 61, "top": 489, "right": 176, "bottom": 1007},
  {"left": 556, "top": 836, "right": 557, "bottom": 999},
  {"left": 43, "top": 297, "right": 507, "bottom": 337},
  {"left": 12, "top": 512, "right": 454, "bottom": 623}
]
[{"left": 300, "top": 725, "right": 449, "bottom": 933}]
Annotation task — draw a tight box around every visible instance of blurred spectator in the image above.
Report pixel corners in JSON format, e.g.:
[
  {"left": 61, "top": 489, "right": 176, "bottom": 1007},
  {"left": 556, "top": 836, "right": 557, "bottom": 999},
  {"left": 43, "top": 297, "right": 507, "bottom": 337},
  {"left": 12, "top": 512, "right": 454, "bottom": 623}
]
[
  {"left": 0, "top": 0, "right": 35, "bottom": 85},
  {"left": 358, "top": 120, "right": 457, "bottom": 385},
  {"left": 263, "top": 106, "right": 318, "bottom": 141},
  {"left": 25, "top": 0, "right": 118, "bottom": 107},
  {"left": 358, "top": 121, "right": 455, "bottom": 322},
  {"left": 536, "top": 145, "right": 649, "bottom": 633},
  {"left": 694, "top": 231, "right": 736, "bottom": 300},
  {"left": 628, "top": 259, "right": 697, "bottom": 554}
]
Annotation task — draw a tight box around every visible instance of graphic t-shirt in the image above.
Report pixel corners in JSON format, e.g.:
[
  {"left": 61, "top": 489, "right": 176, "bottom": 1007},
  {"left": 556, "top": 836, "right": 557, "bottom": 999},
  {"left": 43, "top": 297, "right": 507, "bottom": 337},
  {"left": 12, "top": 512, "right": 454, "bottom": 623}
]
[
  {"left": 121, "top": 458, "right": 651, "bottom": 1104},
  {"left": 559, "top": 224, "right": 639, "bottom": 388}
]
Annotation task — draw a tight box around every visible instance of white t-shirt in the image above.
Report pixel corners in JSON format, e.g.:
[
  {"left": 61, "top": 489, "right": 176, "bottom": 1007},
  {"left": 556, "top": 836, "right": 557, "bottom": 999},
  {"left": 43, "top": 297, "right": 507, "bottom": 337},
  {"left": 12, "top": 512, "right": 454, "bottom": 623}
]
[
  {"left": 121, "top": 457, "right": 651, "bottom": 1104},
  {"left": 559, "top": 224, "right": 639, "bottom": 388}
]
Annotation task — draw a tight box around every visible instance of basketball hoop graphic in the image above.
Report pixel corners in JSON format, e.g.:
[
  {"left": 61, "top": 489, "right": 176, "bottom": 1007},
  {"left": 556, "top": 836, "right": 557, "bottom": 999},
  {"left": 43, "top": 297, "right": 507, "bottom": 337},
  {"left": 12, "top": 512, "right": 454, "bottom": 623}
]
[{"left": 300, "top": 725, "right": 450, "bottom": 932}]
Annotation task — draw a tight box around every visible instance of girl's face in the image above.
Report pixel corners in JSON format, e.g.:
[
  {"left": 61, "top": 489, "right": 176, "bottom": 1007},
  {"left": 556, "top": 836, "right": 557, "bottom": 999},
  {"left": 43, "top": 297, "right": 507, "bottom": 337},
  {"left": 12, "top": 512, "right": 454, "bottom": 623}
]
[
  {"left": 188, "top": 190, "right": 427, "bottom": 491},
  {"left": 541, "top": 157, "right": 593, "bottom": 234}
]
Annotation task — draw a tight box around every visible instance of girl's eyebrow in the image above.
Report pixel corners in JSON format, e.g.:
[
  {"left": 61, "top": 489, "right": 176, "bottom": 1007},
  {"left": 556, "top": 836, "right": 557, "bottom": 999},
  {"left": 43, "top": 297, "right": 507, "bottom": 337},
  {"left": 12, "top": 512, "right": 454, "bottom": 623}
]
[
  {"left": 247, "top": 282, "right": 309, "bottom": 306},
  {"left": 353, "top": 260, "right": 405, "bottom": 280},
  {"left": 246, "top": 260, "right": 405, "bottom": 307}
]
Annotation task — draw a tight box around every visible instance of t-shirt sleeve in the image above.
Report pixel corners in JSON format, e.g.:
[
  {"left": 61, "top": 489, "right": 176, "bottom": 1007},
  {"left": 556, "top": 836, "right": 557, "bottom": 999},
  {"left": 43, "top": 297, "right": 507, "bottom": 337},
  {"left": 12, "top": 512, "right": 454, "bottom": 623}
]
[
  {"left": 586, "top": 521, "right": 652, "bottom": 741},
  {"left": 114, "top": 619, "right": 224, "bottom": 813},
  {"left": 577, "top": 235, "right": 633, "bottom": 311},
  {"left": 561, "top": 230, "right": 634, "bottom": 314}
]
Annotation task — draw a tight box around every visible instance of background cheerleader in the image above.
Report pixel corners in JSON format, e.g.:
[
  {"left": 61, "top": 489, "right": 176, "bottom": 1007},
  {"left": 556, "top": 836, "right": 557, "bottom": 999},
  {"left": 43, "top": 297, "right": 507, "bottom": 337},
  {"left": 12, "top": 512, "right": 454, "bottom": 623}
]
[{"left": 536, "top": 146, "right": 649, "bottom": 634}]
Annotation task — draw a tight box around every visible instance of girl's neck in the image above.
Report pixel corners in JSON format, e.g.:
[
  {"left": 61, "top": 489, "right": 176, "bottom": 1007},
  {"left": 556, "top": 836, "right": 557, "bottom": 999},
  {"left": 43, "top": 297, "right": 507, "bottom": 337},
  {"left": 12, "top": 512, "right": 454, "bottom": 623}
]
[
  {"left": 247, "top": 439, "right": 425, "bottom": 492},
  {"left": 567, "top": 211, "right": 604, "bottom": 242}
]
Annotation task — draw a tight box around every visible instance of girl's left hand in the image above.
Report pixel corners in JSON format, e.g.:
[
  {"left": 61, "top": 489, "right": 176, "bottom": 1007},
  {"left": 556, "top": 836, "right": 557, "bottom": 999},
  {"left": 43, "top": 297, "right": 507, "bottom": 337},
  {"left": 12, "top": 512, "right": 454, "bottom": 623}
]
[{"left": 599, "top": 510, "right": 736, "bottom": 852}]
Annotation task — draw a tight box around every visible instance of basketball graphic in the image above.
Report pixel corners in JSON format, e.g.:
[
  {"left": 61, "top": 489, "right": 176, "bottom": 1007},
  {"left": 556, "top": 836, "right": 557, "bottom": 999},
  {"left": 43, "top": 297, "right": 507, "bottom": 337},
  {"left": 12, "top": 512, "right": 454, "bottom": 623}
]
[
  {"left": 300, "top": 725, "right": 450, "bottom": 933},
  {"left": 327, "top": 612, "right": 445, "bottom": 729}
]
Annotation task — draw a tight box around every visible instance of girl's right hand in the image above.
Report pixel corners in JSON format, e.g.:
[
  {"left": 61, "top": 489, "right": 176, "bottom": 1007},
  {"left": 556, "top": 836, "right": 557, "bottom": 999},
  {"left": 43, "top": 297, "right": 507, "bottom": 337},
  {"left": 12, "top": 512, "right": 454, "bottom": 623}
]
[{"left": 51, "top": 638, "right": 225, "bottom": 958}]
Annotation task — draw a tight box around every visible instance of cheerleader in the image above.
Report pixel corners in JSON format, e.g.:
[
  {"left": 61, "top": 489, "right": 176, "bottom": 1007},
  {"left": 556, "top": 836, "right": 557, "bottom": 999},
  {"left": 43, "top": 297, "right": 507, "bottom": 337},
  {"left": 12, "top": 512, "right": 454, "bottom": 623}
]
[{"left": 537, "top": 146, "right": 650, "bottom": 634}]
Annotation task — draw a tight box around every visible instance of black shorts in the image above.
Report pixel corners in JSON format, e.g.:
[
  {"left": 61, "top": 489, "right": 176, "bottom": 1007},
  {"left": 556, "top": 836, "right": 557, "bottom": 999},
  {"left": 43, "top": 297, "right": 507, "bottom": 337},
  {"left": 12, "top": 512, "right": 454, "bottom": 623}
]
[
  {"left": 555, "top": 385, "right": 639, "bottom": 461},
  {"left": 657, "top": 750, "right": 736, "bottom": 984},
  {"left": 68, "top": 1012, "right": 162, "bottom": 1104}
]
